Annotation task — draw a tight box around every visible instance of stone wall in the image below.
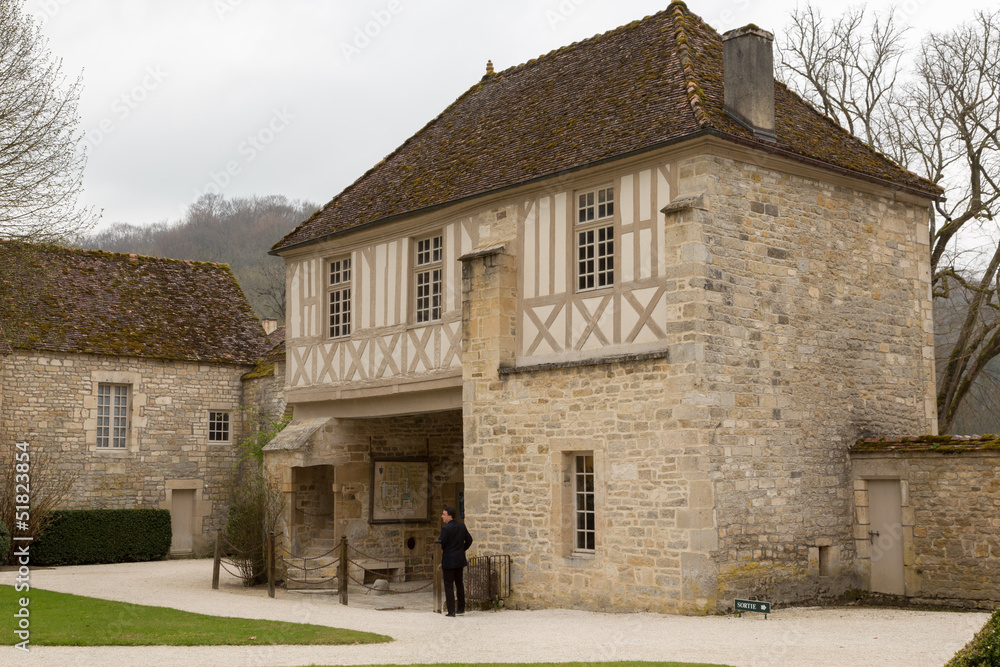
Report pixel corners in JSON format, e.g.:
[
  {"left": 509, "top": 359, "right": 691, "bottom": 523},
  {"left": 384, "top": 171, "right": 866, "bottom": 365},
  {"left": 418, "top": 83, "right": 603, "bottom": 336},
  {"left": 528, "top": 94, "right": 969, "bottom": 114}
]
[
  {"left": 0, "top": 349, "right": 251, "bottom": 553},
  {"left": 461, "top": 238, "right": 721, "bottom": 613},
  {"left": 460, "top": 148, "right": 936, "bottom": 612},
  {"left": 852, "top": 447, "right": 1000, "bottom": 608},
  {"left": 266, "top": 410, "right": 463, "bottom": 579},
  {"left": 700, "top": 151, "right": 937, "bottom": 605}
]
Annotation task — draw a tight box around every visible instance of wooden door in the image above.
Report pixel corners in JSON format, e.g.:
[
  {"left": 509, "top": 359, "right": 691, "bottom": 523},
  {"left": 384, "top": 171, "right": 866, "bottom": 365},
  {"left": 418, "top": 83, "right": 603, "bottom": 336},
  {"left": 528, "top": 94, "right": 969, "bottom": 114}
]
[
  {"left": 868, "top": 480, "right": 904, "bottom": 595},
  {"left": 170, "top": 489, "right": 195, "bottom": 554}
]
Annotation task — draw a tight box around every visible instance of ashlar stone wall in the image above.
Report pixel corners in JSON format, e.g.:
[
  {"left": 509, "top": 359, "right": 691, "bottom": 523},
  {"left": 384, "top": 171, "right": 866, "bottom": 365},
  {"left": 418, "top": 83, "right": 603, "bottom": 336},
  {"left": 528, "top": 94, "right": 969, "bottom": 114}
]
[{"left": 701, "top": 150, "right": 937, "bottom": 606}]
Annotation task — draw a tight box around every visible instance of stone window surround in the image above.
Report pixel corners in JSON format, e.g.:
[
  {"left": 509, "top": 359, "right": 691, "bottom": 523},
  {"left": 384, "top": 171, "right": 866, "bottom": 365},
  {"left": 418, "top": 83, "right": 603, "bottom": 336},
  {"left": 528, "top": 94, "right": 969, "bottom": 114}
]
[
  {"left": 84, "top": 370, "right": 146, "bottom": 454},
  {"left": 198, "top": 404, "right": 240, "bottom": 445},
  {"left": 208, "top": 411, "right": 231, "bottom": 443},
  {"left": 551, "top": 445, "right": 605, "bottom": 565}
]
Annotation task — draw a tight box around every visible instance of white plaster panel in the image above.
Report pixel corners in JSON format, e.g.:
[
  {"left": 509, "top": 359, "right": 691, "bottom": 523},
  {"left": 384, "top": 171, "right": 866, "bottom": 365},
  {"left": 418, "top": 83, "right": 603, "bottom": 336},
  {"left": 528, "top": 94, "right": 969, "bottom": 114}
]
[
  {"left": 361, "top": 251, "right": 371, "bottom": 329},
  {"left": 620, "top": 174, "right": 634, "bottom": 226},
  {"left": 554, "top": 193, "right": 567, "bottom": 295},
  {"left": 539, "top": 197, "right": 551, "bottom": 297},
  {"left": 657, "top": 166, "right": 671, "bottom": 214},
  {"left": 524, "top": 202, "right": 537, "bottom": 299},
  {"left": 639, "top": 169, "right": 652, "bottom": 222},
  {"left": 639, "top": 228, "right": 653, "bottom": 280},
  {"left": 622, "top": 231, "right": 635, "bottom": 283},
  {"left": 375, "top": 244, "right": 387, "bottom": 328},
  {"left": 445, "top": 224, "right": 456, "bottom": 312},
  {"left": 289, "top": 263, "right": 301, "bottom": 339}
]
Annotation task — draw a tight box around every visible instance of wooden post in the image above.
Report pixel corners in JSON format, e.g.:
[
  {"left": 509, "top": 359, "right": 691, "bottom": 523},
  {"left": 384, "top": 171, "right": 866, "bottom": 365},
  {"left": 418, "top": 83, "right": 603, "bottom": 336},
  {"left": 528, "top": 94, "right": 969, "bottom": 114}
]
[
  {"left": 267, "top": 532, "right": 275, "bottom": 599},
  {"left": 433, "top": 538, "right": 443, "bottom": 613},
  {"left": 212, "top": 532, "right": 221, "bottom": 590},
  {"left": 338, "top": 535, "right": 349, "bottom": 606}
]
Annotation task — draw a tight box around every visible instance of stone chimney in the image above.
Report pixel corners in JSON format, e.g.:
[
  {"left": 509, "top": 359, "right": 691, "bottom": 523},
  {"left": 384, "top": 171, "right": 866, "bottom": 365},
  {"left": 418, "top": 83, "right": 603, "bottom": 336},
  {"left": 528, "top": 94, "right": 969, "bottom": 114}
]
[
  {"left": 261, "top": 318, "right": 278, "bottom": 335},
  {"left": 722, "top": 25, "right": 776, "bottom": 142}
]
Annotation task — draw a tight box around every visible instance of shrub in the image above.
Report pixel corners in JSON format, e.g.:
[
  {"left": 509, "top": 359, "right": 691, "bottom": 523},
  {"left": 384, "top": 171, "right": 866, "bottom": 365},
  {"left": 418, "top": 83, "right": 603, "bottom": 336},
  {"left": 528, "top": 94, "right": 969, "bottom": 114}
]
[
  {"left": 0, "top": 444, "right": 77, "bottom": 564},
  {"left": 946, "top": 610, "right": 1000, "bottom": 667},
  {"left": 224, "top": 465, "right": 284, "bottom": 586},
  {"left": 32, "top": 509, "right": 171, "bottom": 566},
  {"left": 0, "top": 521, "right": 10, "bottom": 563}
]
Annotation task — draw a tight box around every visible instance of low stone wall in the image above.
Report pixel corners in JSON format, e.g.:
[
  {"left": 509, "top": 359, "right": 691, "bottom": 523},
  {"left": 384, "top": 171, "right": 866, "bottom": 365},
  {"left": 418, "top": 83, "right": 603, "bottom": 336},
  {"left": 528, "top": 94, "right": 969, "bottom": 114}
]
[{"left": 851, "top": 437, "right": 1000, "bottom": 609}]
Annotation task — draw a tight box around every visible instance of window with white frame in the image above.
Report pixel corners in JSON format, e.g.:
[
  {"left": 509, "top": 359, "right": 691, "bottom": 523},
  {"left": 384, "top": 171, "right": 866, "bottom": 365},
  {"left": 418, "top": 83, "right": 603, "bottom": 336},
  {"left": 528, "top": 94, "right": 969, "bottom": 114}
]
[
  {"left": 328, "top": 256, "right": 352, "bottom": 339},
  {"left": 208, "top": 412, "right": 230, "bottom": 442},
  {"left": 97, "top": 384, "right": 129, "bottom": 449},
  {"left": 574, "top": 453, "right": 596, "bottom": 552},
  {"left": 414, "top": 235, "right": 443, "bottom": 323},
  {"left": 577, "top": 186, "right": 615, "bottom": 291}
]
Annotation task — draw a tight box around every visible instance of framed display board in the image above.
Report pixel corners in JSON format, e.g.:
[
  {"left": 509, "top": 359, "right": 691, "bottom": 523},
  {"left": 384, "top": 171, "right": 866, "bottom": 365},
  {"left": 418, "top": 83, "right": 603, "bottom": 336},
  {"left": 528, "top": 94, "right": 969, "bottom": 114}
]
[{"left": 370, "top": 458, "right": 430, "bottom": 523}]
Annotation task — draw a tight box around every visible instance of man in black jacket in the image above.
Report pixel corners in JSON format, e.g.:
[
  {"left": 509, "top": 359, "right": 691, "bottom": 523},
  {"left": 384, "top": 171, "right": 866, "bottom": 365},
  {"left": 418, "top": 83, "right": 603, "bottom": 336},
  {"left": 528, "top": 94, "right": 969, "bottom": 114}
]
[{"left": 439, "top": 506, "right": 473, "bottom": 617}]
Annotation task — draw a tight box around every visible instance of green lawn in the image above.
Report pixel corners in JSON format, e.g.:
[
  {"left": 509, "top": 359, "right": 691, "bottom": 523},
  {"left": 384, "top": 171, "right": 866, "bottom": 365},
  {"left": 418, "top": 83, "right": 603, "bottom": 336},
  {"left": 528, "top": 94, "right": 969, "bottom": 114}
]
[
  {"left": 0, "top": 585, "right": 390, "bottom": 646},
  {"left": 329, "top": 664, "right": 729, "bottom": 667}
]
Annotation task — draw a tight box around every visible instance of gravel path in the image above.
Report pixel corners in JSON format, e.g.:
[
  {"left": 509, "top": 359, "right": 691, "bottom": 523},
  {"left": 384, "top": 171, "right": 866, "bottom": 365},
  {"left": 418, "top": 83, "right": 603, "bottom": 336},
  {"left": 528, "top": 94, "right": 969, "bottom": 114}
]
[{"left": 0, "top": 559, "right": 987, "bottom": 667}]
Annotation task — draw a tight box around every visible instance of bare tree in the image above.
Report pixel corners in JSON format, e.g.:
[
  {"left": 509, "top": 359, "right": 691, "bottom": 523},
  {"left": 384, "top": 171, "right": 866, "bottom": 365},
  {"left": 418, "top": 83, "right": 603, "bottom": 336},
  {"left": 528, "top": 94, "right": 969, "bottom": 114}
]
[
  {"left": 779, "top": 7, "right": 1000, "bottom": 433},
  {"left": 0, "top": 0, "right": 97, "bottom": 241}
]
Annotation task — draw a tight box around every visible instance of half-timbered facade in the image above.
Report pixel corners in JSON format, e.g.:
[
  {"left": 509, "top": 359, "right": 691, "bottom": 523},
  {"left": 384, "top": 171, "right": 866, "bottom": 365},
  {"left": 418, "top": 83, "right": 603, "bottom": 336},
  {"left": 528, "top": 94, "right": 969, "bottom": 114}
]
[{"left": 269, "top": 2, "right": 942, "bottom": 612}]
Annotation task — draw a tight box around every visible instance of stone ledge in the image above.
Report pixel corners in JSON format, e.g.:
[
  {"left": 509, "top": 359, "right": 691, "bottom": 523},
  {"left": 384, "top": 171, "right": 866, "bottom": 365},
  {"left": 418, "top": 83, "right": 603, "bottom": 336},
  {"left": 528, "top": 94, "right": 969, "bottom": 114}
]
[{"left": 499, "top": 349, "right": 670, "bottom": 376}]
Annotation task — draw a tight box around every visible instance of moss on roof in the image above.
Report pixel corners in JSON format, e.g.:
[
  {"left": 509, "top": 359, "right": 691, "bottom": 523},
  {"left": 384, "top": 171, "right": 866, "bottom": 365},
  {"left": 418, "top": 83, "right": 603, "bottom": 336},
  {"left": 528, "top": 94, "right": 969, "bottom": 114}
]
[
  {"left": 0, "top": 240, "right": 266, "bottom": 365},
  {"left": 852, "top": 435, "right": 1000, "bottom": 454},
  {"left": 273, "top": 1, "right": 941, "bottom": 254}
]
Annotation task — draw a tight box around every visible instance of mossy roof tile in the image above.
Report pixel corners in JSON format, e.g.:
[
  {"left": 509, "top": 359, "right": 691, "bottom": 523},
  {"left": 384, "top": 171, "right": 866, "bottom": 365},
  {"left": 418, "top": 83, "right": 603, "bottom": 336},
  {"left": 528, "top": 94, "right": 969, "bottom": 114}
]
[
  {"left": 852, "top": 435, "right": 1000, "bottom": 454},
  {"left": 0, "top": 240, "right": 266, "bottom": 365},
  {"left": 273, "top": 1, "right": 941, "bottom": 253}
]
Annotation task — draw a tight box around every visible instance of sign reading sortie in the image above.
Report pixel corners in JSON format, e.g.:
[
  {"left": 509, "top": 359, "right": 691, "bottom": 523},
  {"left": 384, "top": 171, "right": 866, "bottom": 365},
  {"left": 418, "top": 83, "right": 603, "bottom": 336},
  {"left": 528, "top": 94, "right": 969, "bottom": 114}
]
[{"left": 735, "top": 598, "right": 772, "bottom": 618}]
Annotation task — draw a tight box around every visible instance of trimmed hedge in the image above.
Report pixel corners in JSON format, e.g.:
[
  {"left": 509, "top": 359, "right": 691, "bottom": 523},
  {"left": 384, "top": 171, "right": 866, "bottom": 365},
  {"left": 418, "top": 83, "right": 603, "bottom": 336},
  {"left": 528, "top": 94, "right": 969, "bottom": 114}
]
[
  {"left": 0, "top": 520, "right": 10, "bottom": 562},
  {"left": 946, "top": 610, "right": 1000, "bottom": 667},
  {"left": 32, "top": 509, "right": 171, "bottom": 566}
]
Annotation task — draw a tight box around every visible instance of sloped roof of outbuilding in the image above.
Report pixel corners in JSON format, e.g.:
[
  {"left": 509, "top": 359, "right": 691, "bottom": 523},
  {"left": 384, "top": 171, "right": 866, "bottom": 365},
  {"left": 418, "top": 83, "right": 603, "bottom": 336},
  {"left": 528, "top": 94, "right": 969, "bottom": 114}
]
[
  {"left": 852, "top": 435, "right": 1000, "bottom": 454},
  {"left": 273, "top": 1, "right": 941, "bottom": 253},
  {"left": 0, "top": 240, "right": 266, "bottom": 365}
]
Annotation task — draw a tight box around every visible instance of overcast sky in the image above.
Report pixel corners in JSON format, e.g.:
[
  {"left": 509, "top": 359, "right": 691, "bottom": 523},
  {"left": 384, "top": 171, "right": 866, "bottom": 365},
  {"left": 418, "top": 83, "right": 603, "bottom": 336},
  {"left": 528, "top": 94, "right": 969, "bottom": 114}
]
[{"left": 26, "top": 0, "right": 990, "bottom": 231}]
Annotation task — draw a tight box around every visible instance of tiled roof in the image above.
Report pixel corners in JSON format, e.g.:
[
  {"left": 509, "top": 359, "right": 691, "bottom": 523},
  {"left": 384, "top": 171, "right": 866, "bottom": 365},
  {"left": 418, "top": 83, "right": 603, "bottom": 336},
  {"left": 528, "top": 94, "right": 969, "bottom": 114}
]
[
  {"left": 852, "top": 435, "right": 1000, "bottom": 454},
  {"left": 273, "top": 1, "right": 941, "bottom": 253},
  {"left": 0, "top": 240, "right": 266, "bottom": 365}
]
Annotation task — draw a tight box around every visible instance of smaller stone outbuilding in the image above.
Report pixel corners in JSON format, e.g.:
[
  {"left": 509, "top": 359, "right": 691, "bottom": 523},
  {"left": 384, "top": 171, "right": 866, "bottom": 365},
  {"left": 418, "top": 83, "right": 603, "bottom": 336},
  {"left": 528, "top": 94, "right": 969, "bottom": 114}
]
[
  {"left": 851, "top": 435, "right": 1000, "bottom": 609},
  {"left": 0, "top": 240, "right": 269, "bottom": 555}
]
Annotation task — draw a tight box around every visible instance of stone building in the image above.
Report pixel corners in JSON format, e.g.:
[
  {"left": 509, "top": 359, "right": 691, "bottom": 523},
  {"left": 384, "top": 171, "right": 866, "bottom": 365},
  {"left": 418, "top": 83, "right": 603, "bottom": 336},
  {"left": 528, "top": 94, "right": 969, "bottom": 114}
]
[
  {"left": 850, "top": 436, "right": 1000, "bottom": 609},
  {"left": 0, "top": 241, "right": 268, "bottom": 555},
  {"left": 268, "top": 2, "right": 942, "bottom": 612}
]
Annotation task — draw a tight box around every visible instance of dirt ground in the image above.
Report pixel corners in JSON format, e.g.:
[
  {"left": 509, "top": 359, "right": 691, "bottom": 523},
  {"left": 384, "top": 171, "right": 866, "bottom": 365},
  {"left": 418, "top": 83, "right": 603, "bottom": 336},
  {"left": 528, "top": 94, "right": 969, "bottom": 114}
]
[{"left": 0, "top": 559, "right": 988, "bottom": 667}]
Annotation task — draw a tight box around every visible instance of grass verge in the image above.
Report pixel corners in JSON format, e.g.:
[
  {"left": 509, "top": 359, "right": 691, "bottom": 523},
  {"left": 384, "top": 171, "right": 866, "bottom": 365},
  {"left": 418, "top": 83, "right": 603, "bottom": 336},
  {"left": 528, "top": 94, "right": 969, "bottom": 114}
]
[
  {"left": 1, "top": 585, "right": 391, "bottom": 646},
  {"left": 333, "top": 663, "right": 730, "bottom": 667}
]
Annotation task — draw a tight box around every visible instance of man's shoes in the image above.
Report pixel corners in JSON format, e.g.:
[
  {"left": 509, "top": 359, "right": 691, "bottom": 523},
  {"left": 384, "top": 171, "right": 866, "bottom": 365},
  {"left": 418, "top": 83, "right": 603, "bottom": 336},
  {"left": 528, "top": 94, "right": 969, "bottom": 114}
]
[
  {"left": 457, "top": 610, "right": 465, "bottom": 615},
  {"left": 446, "top": 613, "right": 456, "bottom": 617}
]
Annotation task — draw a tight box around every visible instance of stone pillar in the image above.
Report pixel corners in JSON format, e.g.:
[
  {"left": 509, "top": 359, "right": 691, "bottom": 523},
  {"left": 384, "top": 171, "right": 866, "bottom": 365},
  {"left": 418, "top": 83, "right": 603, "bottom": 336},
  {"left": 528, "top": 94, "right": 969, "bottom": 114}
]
[{"left": 459, "top": 242, "right": 517, "bottom": 519}]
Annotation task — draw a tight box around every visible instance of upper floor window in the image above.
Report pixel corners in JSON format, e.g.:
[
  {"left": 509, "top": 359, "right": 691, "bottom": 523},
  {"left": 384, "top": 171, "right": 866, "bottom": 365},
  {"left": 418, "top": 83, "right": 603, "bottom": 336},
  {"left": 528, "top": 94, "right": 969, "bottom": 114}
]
[
  {"left": 208, "top": 411, "right": 230, "bottom": 442},
  {"left": 97, "top": 384, "right": 129, "bottom": 449},
  {"left": 577, "top": 186, "right": 614, "bottom": 291},
  {"left": 414, "top": 235, "right": 443, "bottom": 323},
  {"left": 328, "top": 256, "right": 352, "bottom": 339}
]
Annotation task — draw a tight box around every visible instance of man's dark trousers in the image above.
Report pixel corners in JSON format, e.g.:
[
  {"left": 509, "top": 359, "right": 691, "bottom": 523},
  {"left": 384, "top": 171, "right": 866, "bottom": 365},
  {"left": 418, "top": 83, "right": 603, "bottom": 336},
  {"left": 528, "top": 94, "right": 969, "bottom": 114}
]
[{"left": 443, "top": 567, "right": 465, "bottom": 615}]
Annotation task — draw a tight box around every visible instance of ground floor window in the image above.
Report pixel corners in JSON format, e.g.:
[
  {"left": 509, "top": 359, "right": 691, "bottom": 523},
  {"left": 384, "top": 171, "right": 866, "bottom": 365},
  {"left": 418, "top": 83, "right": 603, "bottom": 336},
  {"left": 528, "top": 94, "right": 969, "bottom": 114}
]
[{"left": 574, "top": 453, "right": 595, "bottom": 552}]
